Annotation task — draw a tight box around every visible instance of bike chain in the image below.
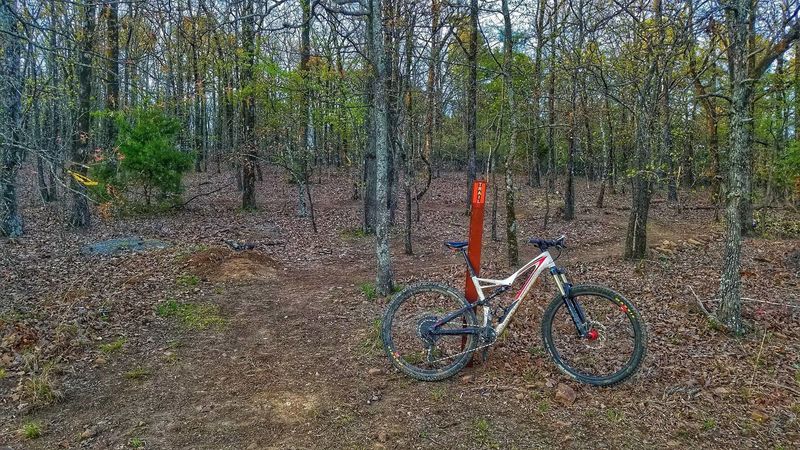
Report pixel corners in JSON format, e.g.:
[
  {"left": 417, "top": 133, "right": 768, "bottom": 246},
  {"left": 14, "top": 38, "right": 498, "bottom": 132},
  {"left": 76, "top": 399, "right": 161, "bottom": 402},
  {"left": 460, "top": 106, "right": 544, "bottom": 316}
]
[{"left": 426, "top": 334, "right": 497, "bottom": 364}]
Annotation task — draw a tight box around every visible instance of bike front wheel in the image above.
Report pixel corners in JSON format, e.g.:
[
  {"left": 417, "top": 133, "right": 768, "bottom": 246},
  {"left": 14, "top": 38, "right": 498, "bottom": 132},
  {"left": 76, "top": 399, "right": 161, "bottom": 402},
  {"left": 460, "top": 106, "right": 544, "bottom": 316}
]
[
  {"left": 381, "top": 283, "right": 478, "bottom": 381},
  {"left": 541, "top": 284, "right": 646, "bottom": 386}
]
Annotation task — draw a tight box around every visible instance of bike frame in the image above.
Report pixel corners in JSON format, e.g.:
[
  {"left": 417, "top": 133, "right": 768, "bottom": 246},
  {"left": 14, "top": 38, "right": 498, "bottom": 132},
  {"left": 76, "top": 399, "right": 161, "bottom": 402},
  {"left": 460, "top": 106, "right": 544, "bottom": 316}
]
[{"left": 431, "top": 249, "right": 590, "bottom": 339}]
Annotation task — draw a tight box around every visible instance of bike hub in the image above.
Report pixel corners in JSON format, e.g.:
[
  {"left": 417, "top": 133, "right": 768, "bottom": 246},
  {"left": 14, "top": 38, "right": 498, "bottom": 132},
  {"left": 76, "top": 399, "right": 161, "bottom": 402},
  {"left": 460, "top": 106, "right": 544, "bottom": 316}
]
[{"left": 417, "top": 316, "right": 439, "bottom": 346}]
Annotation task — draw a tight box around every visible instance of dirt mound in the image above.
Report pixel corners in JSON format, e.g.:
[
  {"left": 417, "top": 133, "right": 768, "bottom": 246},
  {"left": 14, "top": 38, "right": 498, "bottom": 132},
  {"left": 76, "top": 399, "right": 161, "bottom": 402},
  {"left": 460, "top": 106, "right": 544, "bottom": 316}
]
[{"left": 186, "top": 246, "right": 280, "bottom": 283}]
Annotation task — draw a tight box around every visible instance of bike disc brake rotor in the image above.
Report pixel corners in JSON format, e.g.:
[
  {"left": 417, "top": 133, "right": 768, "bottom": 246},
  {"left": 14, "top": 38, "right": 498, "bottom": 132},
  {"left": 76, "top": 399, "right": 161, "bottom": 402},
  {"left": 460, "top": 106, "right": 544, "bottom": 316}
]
[{"left": 583, "top": 320, "right": 607, "bottom": 350}]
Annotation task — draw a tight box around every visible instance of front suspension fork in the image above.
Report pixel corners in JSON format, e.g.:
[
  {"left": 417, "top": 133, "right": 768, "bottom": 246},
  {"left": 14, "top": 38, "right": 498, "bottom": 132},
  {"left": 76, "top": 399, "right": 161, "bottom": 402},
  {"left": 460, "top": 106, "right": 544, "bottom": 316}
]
[{"left": 551, "top": 267, "right": 590, "bottom": 337}]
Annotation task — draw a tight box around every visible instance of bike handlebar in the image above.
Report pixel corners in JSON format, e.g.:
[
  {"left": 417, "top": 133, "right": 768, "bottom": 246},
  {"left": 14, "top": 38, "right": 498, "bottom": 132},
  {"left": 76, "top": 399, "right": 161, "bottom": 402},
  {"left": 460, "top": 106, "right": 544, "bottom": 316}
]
[{"left": 528, "top": 235, "right": 566, "bottom": 251}]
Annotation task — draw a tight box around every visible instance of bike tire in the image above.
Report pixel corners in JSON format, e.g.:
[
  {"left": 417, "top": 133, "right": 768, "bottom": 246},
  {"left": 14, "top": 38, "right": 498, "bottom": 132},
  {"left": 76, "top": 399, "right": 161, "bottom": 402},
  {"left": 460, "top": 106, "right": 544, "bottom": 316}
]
[
  {"left": 541, "top": 284, "right": 647, "bottom": 387},
  {"left": 382, "top": 283, "right": 479, "bottom": 381}
]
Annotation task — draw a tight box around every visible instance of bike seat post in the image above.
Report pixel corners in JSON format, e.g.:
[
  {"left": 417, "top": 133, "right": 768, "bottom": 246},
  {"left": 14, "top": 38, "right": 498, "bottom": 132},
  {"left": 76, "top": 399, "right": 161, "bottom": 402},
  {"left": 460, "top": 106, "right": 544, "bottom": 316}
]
[{"left": 461, "top": 248, "right": 478, "bottom": 277}]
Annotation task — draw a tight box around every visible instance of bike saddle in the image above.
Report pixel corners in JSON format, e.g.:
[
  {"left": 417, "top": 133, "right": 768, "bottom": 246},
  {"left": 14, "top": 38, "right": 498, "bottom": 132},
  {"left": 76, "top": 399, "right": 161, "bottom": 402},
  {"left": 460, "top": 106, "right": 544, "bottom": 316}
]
[
  {"left": 444, "top": 241, "right": 468, "bottom": 250},
  {"left": 528, "top": 235, "right": 566, "bottom": 251}
]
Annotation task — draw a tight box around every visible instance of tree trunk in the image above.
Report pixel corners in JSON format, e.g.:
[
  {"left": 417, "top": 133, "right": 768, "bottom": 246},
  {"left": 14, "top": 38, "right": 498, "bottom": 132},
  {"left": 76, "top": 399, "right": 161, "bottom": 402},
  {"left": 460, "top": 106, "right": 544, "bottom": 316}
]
[
  {"left": 241, "top": 0, "right": 257, "bottom": 209},
  {"left": 767, "top": 56, "right": 786, "bottom": 205},
  {"left": 717, "top": 0, "right": 753, "bottom": 333},
  {"left": 663, "top": 74, "right": 677, "bottom": 202},
  {"left": 528, "top": 0, "right": 546, "bottom": 188},
  {"left": 27, "top": 37, "right": 51, "bottom": 204},
  {"left": 795, "top": 43, "right": 800, "bottom": 141},
  {"left": 0, "top": 0, "right": 23, "bottom": 237},
  {"left": 418, "top": 0, "right": 439, "bottom": 207},
  {"left": 596, "top": 81, "right": 615, "bottom": 208},
  {"left": 465, "top": 0, "right": 478, "bottom": 210},
  {"left": 624, "top": 0, "right": 662, "bottom": 260},
  {"left": 564, "top": 3, "right": 583, "bottom": 220},
  {"left": 364, "top": 85, "right": 377, "bottom": 233},
  {"left": 402, "top": 10, "right": 415, "bottom": 255},
  {"left": 683, "top": 100, "right": 696, "bottom": 187},
  {"left": 103, "top": 0, "right": 119, "bottom": 150},
  {"left": 501, "top": 0, "right": 518, "bottom": 266},
  {"left": 624, "top": 92, "right": 654, "bottom": 260},
  {"left": 192, "top": 48, "right": 205, "bottom": 172},
  {"left": 190, "top": 0, "right": 206, "bottom": 172},
  {"left": 44, "top": 0, "right": 59, "bottom": 201},
  {"left": 370, "top": 0, "right": 393, "bottom": 295},
  {"left": 546, "top": 0, "right": 558, "bottom": 192},
  {"left": 687, "top": 0, "right": 720, "bottom": 216},
  {"left": 717, "top": 64, "right": 749, "bottom": 333},
  {"left": 70, "top": 0, "right": 95, "bottom": 228},
  {"left": 491, "top": 154, "right": 498, "bottom": 241},
  {"left": 297, "top": 0, "right": 313, "bottom": 218},
  {"left": 564, "top": 77, "right": 577, "bottom": 221}
]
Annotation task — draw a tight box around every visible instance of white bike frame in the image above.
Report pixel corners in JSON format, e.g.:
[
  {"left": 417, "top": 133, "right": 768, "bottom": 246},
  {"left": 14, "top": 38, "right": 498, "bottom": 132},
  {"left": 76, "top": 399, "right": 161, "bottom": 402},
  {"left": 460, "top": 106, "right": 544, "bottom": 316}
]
[{"left": 469, "top": 251, "right": 571, "bottom": 336}]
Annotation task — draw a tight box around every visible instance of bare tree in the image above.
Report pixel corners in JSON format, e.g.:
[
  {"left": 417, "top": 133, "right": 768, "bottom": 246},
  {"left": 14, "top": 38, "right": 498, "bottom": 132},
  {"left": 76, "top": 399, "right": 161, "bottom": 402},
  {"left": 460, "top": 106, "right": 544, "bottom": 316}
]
[
  {"left": 103, "top": 0, "right": 120, "bottom": 149},
  {"left": 715, "top": 0, "right": 800, "bottom": 333},
  {"left": 368, "top": 0, "right": 393, "bottom": 295},
  {"left": 501, "top": 0, "right": 519, "bottom": 266},
  {"left": 465, "top": 0, "right": 478, "bottom": 210},
  {"left": 241, "top": 0, "right": 258, "bottom": 210},
  {"left": 0, "top": 0, "right": 23, "bottom": 237},
  {"left": 70, "top": 0, "right": 96, "bottom": 228}
]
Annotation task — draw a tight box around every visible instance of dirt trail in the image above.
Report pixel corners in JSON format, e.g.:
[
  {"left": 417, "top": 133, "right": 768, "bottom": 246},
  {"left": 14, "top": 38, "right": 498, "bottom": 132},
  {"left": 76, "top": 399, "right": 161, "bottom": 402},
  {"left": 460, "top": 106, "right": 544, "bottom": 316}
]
[{"left": 4, "top": 171, "right": 798, "bottom": 449}]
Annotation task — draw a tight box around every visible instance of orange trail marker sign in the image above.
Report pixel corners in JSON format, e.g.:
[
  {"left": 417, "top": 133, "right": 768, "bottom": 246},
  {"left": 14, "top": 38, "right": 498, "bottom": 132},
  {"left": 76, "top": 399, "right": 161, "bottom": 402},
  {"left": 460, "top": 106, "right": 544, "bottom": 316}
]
[{"left": 465, "top": 180, "right": 486, "bottom": 304}]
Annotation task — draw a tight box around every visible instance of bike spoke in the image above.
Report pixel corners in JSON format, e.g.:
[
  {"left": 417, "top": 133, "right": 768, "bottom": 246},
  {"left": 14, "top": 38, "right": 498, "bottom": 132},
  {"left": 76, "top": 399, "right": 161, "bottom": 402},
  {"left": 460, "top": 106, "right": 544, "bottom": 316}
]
[
  {"left": 388, "top": 289, "right": 473, "bottom": 372},
  {"left": 549, "top": 294, "right": 637, "bottom": 379}
]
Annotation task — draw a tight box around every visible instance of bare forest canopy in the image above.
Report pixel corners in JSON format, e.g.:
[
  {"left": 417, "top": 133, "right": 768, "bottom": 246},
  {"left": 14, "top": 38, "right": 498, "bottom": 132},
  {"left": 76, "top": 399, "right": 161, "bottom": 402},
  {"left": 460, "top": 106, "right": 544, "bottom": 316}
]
[{"left": 1, "top": 0, "right": 800, "bottom": 337}]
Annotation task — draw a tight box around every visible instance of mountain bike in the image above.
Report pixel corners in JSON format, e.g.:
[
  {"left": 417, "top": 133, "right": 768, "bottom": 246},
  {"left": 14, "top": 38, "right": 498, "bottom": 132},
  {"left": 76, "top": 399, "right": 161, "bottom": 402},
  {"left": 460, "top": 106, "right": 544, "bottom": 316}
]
[{"left": 381, "top": 235, "right": 646, "bottom": 386}]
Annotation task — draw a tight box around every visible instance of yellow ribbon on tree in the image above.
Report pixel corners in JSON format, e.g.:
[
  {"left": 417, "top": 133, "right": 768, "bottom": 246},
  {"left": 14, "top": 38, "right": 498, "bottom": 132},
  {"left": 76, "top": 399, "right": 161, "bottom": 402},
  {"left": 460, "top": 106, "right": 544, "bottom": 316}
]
[{"left": 67, "top": 170, "right": 99, "bottom": 187}]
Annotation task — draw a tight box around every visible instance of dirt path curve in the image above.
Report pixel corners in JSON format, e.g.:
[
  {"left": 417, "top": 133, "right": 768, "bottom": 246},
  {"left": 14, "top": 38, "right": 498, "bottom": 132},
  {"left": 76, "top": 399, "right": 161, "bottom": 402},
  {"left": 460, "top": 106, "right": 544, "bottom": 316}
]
[
  {"left": 6, "top": 170, "right": 798, "bottom": 449},
  {"left": 24, "top": 243, "right": 566, "bottom": 449},
  {"left": 160, "top": 213, "right": 715, "bottom": 449}
]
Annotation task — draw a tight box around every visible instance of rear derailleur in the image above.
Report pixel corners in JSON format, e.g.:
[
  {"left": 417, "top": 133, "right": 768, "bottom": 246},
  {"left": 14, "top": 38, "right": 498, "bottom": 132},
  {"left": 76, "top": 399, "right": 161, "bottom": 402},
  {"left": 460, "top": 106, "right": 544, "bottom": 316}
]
[{"left": 478, "top": 326, "right": 497, "bottom": 362}]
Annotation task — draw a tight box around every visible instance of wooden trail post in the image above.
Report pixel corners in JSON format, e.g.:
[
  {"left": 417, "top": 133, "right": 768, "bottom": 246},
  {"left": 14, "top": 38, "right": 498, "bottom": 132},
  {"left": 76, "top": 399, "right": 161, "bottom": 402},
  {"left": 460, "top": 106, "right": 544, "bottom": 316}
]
[
  {"left": 465, "top": 180, "right": 486, "bottom": 303},
  {"left": 463, "top": 180, "right": 486, "bottom": 360}
]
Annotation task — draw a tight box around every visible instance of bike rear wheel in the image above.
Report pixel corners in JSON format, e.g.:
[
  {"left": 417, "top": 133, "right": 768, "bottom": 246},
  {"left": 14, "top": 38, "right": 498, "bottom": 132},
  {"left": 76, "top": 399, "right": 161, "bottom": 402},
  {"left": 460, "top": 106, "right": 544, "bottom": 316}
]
[
  {"left": 382, "top": 283, "right": 478, "bottom": 381},
  {"left": 541, "top": 284, "right": 646, "bottom": 386}
]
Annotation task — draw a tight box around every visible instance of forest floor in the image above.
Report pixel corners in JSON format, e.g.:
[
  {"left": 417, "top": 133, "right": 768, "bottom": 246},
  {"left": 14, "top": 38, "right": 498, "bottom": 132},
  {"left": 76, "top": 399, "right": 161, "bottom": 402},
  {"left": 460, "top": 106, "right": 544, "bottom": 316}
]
[{"left": 1, "top": 168, "right": 799, "bottom": 449}]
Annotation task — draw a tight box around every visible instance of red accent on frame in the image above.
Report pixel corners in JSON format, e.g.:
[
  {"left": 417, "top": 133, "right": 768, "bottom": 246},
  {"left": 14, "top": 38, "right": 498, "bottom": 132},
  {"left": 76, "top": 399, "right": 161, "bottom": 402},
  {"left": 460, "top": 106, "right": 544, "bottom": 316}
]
[{"left": 514, "top": 255, "right": 547, "bottom": 300}]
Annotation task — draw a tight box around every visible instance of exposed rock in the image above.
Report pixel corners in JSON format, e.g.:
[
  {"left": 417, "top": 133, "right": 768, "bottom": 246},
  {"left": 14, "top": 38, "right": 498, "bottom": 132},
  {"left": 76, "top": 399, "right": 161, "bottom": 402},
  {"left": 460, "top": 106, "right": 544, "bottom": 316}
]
[
  {"left": 554, "top": 383, "right": 576, "bottom": 406},
  {"left": 81, "top": 237, "right": 170, "bottom": 256},
  {"left": 80, "top": 426, "right": 99, "bottom": 440},
  {"left": 712, "top": 387, "right": 730, "bottom": 396}
]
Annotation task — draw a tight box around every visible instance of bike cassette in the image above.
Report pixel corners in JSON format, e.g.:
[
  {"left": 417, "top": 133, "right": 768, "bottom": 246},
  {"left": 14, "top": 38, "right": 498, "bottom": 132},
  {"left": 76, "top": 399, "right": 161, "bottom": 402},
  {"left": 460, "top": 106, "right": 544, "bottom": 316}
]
[{"left": 416, "top": 316, "right": 439, "bottom": 346}]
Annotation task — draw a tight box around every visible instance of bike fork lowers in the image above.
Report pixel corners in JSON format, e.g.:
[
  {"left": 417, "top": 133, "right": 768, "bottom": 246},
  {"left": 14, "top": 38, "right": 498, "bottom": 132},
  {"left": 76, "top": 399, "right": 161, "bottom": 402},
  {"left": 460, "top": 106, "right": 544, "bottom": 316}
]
[{"left": 550, "top": 267, "right": 590, "bottom": 337}]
